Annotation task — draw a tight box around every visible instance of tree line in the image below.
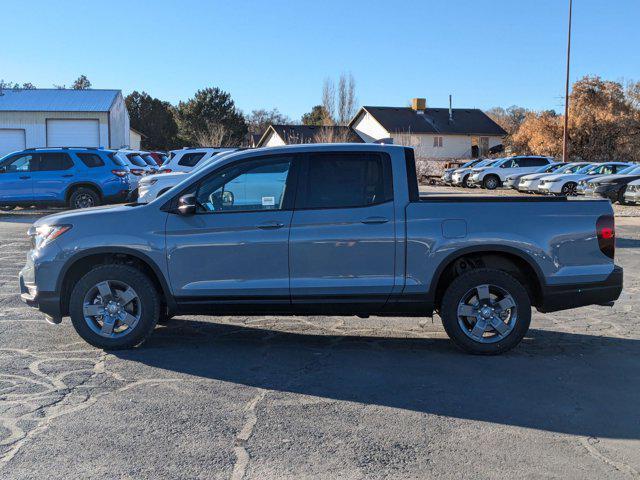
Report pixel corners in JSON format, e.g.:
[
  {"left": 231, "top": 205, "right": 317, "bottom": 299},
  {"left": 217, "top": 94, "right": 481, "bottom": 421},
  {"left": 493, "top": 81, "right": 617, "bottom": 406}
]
[{"left": 486, "top": 76, "right": 640, "bottom": 163}]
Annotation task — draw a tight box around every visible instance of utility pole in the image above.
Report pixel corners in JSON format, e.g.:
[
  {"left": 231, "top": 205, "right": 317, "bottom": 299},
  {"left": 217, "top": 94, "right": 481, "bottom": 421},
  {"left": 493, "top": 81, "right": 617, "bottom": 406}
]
[{"left": 562, "top": 0, "right": 573, "bottom": 162}]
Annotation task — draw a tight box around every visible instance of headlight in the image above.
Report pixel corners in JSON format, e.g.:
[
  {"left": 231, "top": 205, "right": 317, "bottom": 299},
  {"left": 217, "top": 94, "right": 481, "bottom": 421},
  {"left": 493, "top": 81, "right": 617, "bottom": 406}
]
[
  {"left": 141, "top": 178, "right": 158, "bottom": 186},
  {"left": 28, "top": 224, "right": 72, "bottom": 249}
]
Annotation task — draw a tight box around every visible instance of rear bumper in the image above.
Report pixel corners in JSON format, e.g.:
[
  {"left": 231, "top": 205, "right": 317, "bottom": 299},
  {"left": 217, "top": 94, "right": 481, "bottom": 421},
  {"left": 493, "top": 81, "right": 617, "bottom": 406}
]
[{"left": 538, "top": 265, "right": 623, "bottom": 313}]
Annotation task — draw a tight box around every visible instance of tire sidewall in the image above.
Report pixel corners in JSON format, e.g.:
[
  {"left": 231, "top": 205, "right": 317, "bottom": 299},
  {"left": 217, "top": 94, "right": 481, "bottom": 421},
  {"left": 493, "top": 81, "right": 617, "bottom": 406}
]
[
  {"left": 69, "top": 265, "right": 160, "bottom": 349},
  {"left": 69, "top": 188, "right": 100, "bottom": 209},
  {"left": 440, "top": 269, "right": 531, "bottom": 355},
  {"left": 483, "top": 175, "right": 499, "bottom": 190}
]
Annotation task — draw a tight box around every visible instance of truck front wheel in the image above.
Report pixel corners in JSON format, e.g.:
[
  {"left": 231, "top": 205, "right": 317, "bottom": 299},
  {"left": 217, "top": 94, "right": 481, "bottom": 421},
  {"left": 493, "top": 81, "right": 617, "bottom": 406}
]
[
  {"left": 69, "top": 264, "right": 160, "bottom": 349},
  {"left": 439, "top": 268, "right": 531, "bottom": 355}
]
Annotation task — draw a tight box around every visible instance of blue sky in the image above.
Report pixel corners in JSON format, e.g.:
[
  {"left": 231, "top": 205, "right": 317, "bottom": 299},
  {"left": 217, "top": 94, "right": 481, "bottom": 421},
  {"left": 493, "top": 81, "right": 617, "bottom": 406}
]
[{"left": 2, "top": 0, "right": 639, "bottom": 120}]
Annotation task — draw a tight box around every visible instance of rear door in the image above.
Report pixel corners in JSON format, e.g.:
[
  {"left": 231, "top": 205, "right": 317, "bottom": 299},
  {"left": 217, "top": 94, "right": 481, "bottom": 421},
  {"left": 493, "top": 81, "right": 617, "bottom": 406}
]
[
  {"left": 31, "top": 152, "right": 75, "bottom": 201},
  {"left": 289, "top": 151, "right": 396, "bottom": 307},
  {"left": 0, "top": 152, "right": 35, "bottom": 202}
]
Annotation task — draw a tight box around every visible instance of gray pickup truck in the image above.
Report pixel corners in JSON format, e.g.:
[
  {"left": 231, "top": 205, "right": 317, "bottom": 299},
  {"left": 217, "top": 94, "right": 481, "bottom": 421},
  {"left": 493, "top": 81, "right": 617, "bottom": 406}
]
[{"left": 19, "top": 144, "right": 622, "bottom": 354}]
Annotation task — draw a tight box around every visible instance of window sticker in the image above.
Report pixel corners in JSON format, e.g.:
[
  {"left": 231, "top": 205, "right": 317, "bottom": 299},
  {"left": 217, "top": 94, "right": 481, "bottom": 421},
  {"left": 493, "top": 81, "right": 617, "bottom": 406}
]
[{"left": 262, "top": 196, "right": 275, "bottom": 206}]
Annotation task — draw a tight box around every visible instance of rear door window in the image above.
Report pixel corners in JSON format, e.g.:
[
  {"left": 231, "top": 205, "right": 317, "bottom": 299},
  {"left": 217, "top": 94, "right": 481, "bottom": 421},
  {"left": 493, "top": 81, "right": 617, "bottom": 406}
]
[
  {"left": 296, "top": 152, "right": 393, "bottom": 209},
  {"left": 77, "top": 153, "right": 105, "bottom": 168},
  {"left": 178, "top": 152, "right": 206, "bottom": 167},
  {"left": 37, "top": 152, "right": 74, "bottom": 171}
]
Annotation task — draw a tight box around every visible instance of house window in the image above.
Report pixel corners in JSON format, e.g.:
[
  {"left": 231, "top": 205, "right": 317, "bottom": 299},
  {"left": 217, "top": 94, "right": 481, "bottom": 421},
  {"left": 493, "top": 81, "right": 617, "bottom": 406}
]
[{"left": 433, "top": 136, "right": 443, "bottom": 148}]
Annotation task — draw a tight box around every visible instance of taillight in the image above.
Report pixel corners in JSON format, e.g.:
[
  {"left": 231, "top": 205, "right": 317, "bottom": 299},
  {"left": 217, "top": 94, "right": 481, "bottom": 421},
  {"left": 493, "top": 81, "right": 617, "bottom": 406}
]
[
  {"left": 130, "top": 168, "right": 144, "bottom": 176},
  {"left": 111, "top": 169, "right": 128, "bottom": 178},
  {"left": 596, "top": 215, "right": 615, "bottom": 259}
]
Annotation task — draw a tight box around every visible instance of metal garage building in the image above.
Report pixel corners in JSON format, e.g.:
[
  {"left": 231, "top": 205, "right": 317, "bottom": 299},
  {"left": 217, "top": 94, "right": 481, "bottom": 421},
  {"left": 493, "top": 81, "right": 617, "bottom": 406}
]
[{"left": 0, "top": 88, "right": 130, "bottom": 157}]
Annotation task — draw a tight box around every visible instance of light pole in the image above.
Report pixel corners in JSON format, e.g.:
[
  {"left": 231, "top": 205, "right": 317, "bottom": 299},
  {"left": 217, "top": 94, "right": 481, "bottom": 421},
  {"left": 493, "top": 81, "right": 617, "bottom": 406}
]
[{"left": 562, "top": 0, "right": 573, "bottom": 162}]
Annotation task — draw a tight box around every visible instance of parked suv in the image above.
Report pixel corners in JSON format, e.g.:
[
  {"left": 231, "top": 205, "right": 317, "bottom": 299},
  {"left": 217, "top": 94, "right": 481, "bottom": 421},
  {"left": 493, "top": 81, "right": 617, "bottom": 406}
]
[
  {"left": 159, "top": 148, "right": 236, "bottom": 174},
  {"left": 450, "top": 159, "right": 497, "bottom": 187},
  {"left": 0, "top": 148, "right": 131, "bottom": 209},
  {"left": 20, "top": 144, "right": 622, "bottom": 355},
  {"left": 468, "top": 156, "right": 554, "bottom": 189}
]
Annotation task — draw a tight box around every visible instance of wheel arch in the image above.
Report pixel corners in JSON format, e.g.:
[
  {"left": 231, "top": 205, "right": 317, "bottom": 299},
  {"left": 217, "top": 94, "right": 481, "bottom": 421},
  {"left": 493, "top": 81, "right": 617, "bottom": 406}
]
[
  {"left": 429, "top": 245, "right": 545, "bottom": 311},
  {"left": 57, "top": 247, "right": 175, "bottom": 316},
  {"left": 64, "top": 182, "right": 103, "bottom": 202}
]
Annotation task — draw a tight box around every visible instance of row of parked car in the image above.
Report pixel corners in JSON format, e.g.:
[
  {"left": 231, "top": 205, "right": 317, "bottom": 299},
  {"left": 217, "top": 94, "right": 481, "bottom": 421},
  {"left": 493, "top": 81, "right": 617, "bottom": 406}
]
[
  {"left": 0, "top": 147, "right": 235, "bottom": 210},
  {"left": 441, "top": 156, "right": 640, "bottom": 204}
]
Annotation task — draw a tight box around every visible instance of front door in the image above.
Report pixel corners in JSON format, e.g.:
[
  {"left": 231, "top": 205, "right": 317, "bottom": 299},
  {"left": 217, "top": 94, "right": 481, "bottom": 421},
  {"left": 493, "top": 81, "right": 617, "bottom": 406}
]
[
  {"left": 165, "top": 154, "right": 296, "bottom": 301},
  {"left": 289, "top": 152, "right": 396, "bottom": 308},
  {"left": 0, "top": 152, "right": 35, "bottom": 203}
]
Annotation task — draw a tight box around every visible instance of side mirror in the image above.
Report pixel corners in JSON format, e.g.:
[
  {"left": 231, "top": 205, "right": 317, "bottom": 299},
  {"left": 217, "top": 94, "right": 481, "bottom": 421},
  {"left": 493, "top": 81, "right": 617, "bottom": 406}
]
[{"left": 177, "top": 194, "right": 197, "bottom": 215}]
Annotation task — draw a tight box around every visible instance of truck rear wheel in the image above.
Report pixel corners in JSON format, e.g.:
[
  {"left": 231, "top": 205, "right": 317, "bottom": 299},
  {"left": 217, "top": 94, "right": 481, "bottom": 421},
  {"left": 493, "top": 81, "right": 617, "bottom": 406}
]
[
  {"left": 69, "top": 265, "right": 160, "bottom": 350},
  {"left": 440, "top": 268, "right": 531, "bottom": 355}
]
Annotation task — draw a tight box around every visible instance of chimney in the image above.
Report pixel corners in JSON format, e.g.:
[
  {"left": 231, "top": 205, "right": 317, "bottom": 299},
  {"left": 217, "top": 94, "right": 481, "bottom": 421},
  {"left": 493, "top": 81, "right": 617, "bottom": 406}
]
[
  {"left": 448, "top": 94, "right": 453, "bottom": 122},
  {"left": 411, "top": 97, "right": 426, "bottom": 112}
]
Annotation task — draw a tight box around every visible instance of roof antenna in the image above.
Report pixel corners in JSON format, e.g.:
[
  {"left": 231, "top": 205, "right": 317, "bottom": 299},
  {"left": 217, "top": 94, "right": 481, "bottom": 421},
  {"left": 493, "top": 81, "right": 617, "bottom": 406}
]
[{"left": 449, "top": 95, "right": 453, "bottom": 123}]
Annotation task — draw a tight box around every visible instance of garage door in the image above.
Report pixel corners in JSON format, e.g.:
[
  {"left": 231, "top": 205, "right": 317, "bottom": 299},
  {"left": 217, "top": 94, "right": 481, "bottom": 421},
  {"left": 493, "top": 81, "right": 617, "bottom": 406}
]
[
  {"left": 0, "top": 129, "right": 26, "bottom": 157},
  {"left": 46, "top": 119, "right": 100, "bottom": 148}
]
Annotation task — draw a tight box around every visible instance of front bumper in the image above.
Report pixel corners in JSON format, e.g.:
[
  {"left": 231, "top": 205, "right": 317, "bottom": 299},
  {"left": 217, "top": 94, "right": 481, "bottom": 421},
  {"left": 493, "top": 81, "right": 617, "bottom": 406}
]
[
  {"left": 538, "top": 265, "right": 623, "bottom": 313},
  {"left": 19, "top": 273, "right": 62, "bottom": 321},
  {"left": 624, "top": 189, "right": 640, "bottom": 203},
  {"left": 467, "top": 174, "right": 482, "bottom": 187},
  {"left": 586, "top": 186, "right": 619, "bottom": 201}
]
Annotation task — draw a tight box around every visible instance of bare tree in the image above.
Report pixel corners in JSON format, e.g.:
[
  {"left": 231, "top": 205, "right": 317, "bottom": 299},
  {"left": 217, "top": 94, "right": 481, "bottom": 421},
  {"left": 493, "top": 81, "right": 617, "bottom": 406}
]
[
  {"left": 312, "top": 126, "right": 355, "bottom": 143},
  {"left": 195, "top": 122, "right": 229, "bottom": 147},
  {"left": 337, "top": 73, "right": 356, "bottom": 125},
  {"left": 321, "top": 73, "right": 358, "bottom": 126},
  {"left": 322, "top": 79, "right": 336, "bottom": 126}
]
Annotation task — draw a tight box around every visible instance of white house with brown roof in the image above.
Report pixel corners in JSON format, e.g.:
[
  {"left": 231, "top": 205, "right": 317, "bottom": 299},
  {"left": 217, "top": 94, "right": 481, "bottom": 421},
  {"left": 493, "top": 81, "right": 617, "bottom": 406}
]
[{"left": 350, "top": 98, "right": 506, "bottom": 159}]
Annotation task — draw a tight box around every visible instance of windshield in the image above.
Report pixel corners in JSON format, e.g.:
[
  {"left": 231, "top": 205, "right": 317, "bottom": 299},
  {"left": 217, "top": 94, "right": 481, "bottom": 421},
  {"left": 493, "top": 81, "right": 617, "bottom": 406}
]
[
  {"left": 619, "top": 165, "right": 640, "bottom": 175},
  {"left": 127, "top": 154, "right": 148, "bottom": 167},
  {"left": 461, "top": 159, "right": 481, "bottom": 168},
  {"left": 142, "top": 154, "right": 158, "bottom": 167},
  {"left": 107, "top": 152, "right": 127, "bottom": 167},
  {"left": 576, "top": 164, "right": 599, "bottom": 174},
  {"left": 471, "top": 159, "right": 496, "bottom": 168},
  {"left": 538, "top": 163, "right": 563, "bottom": 173}
]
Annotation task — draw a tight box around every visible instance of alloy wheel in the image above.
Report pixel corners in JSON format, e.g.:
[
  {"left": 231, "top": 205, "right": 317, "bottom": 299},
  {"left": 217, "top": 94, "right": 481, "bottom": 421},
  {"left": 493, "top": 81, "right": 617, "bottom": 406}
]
[
  {"left": 75, "top": 193, "right": 95, "bottom": 209},
  {"left": 562, "top": 183, "right": 577, "bottom": 196},
  {"left": 82, "top": 280, "right": 142, "bottom": 338},
  {"left": 456, "top": 284, "right": 518, "bottom": 343}
]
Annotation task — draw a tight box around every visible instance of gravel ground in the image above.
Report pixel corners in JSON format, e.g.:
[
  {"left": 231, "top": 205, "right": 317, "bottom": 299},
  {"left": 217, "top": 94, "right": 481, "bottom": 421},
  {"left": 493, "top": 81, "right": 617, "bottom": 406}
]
[{"left": 0, "top": 211, "right": 639, "bottom": 479}]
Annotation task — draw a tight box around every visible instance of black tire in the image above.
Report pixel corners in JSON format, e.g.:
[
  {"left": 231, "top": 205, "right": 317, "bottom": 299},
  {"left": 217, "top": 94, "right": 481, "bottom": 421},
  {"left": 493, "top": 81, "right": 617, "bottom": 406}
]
[
  {"left": 461, "top": 174, "right": 471, "bottom": 188},
  {"left": 561, "top": 182, "right": 577, "bottom": 196},
  {"left": 69, "top": 265, "right": 160, "bottom": 349},
  {"left": 617, "top": 188, "right": 628, "bottom": 205},
  {"left": 440, "top": 268, "right": 531, "bottom": 355},
  {"left": 483, "top": 175, "right": 501, "bottom": 190},
  {"left": 0, "top": 205, "right": 16, "bottom": 211},
  {"left": 68, "top": 187, "right": 100, "bottom": 209}
]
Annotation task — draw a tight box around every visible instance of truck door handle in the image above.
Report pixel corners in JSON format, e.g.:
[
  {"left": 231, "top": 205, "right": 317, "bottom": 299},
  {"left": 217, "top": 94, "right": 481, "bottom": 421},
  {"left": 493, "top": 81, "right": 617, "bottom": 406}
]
[
  {"left": 257, "top": 221, "right": 285, "bottom": 230},
  {"left": 62, "top": 174, "right": 73, "bottom": 178},
  {"left": 19, "top": 176, "right": 30, "bottom": 180},
  {"left": 361, "top": 216, "right": 389, "bottom": 224}
]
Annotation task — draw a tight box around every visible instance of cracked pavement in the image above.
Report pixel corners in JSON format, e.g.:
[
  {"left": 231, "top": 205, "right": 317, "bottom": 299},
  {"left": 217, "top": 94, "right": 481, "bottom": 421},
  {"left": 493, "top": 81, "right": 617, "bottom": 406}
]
[{"left": 0, "top": 212, "right": 639, "bottom": 479}]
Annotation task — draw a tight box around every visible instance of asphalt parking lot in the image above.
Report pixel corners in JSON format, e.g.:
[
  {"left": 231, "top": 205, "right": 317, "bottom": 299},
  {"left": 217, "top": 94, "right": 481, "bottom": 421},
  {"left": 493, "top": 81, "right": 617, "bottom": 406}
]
[{"left": 1, "top": 207, "right": 639, "bottom": 479}]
